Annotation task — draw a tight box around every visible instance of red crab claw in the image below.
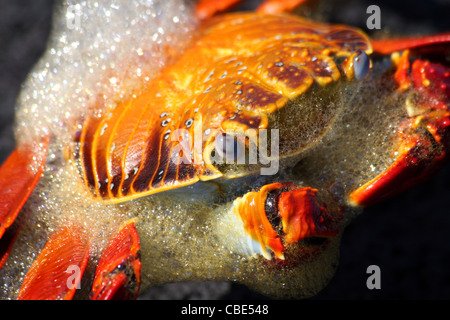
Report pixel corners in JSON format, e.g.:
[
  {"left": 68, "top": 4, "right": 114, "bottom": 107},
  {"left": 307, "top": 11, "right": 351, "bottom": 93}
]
[
  {"left": 349, "top": 50, "right": 450, "bottom": 207},
  {"left": 195, "top": 0, "right": 308, "bottom": 20},
  {"left": 90, "top": 219, "right": 141, "bottom": 300},
  {"left": 17, "top": 223, "right": 90, "bottom": 300},
  {"left": 234, "top": 182, "right": 338, "bottom": 260}
]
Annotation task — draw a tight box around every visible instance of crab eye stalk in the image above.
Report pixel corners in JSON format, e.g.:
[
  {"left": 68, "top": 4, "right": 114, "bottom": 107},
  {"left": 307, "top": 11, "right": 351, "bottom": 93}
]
[
  {"left": 341, "top": 49, "right": 371, "bottom": 81},
  {"left": 353, "top": 49, "right": 370, "bottom": 80},
  {"left": 214, "top": 132, "right": 245, "bottom": 163}
]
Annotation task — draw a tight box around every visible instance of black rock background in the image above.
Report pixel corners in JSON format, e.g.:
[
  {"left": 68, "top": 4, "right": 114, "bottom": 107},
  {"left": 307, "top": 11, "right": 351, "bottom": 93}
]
[{"left": 0, "top": 0, "right": 449, "bottom": 300}]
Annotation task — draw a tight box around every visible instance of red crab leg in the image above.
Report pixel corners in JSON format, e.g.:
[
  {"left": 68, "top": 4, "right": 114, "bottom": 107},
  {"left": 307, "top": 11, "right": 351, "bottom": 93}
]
[
  {"left": 196, "top": 0, "right": 242, "bottom": 19},
  {"left": 348, "top": 134, "right": 446, "bottom": 207},
  {"left": 349, "top": 53, "right": 450, "bottom": 207},
  {"left": 0, "top": 227, "right": 20, "bottom": 269},
  {"left": 371, "top": 32, "right": 450, "bottom": 55},
  {"left": 0, "top": 137, "right": 48, "bottom": 240},
  {"left": 90, "top": 219, "right": 141, "bottom": 300},
  {"left": 256, "top": 0, "right": 308, "bottom": 14},
  {"left": 196, "top": 0, "right": 308, "bottom": 19},
  {"left": 17, "top": 223, "right": 90, "bottom": 300}
]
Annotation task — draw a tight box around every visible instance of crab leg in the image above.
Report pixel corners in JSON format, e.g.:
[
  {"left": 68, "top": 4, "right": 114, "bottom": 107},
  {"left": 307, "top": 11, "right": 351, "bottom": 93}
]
[
  {"left": 90, "top": 219, "right": 141, "bottom": 300},
  {"left": 371, "top": 32, "right": 450, "bottom": 55},
  {"left": 17, "top": 223, "right": 90, "bottom": 300},
  {"left": 196, "top": 0, "right": 242, "bottom": 19},
  {"left": 0, "top": 137, "right": 48, "bottom": 240},
  {"left": 0, "top": 227, "right": 20, "bottom": 269},
  {"left": 348, "top": 132, "right": 446, "bottom": 207},
  {"left": 256, "top": 0, "right": 308, "bottom": 14},
  {"left": 349, "top": 51, "right": 450, "bottom": 207},
  {"left": 0, "top": 137, "right": 49, "bottom": 271},
  {"left": 196, "top": 0, "right": 308, "bottom": 19}
]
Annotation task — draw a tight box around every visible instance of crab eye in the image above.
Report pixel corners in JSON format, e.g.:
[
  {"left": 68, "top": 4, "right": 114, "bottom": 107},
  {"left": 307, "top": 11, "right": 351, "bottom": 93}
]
[
  {"left": 214, "top": 133, "right": 244, "bottom": 163},
  {"left": 353, "top": 49, "right": 370, "bottom": 80}
]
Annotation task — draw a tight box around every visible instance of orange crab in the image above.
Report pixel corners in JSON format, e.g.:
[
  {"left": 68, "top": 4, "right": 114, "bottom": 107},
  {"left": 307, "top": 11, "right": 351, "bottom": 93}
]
[{"left": 0, "top": 0, "right": 449, "bottom": 300}]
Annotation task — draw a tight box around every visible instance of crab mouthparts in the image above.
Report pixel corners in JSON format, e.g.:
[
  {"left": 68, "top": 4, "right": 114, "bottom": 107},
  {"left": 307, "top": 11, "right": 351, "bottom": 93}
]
[{"left": 234, "top": 183, "right": 338, "bottom": 260}]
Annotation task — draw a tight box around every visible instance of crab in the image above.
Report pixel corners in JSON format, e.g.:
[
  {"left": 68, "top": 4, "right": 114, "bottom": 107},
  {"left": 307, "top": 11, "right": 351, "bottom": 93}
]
[{"left": 0, "top": 0, "right": 449, "bottom": 300}]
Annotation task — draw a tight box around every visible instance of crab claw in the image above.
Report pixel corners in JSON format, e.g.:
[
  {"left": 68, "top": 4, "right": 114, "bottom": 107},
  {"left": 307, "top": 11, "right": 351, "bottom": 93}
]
[
  {"left": 17, "top": 223, "right": 90, "bottom": 300},
  {"left": 278, "top": 186, "right": 337, "bottom": 245},
  {"left": 349, "top": 52, "right": 450, "bottom": 207},
  {"left": 90, "top": 220, "right": 141, "bottom": 300},
  {"left": 233, "top": 183, "right": 338, "bottom": 260}
]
